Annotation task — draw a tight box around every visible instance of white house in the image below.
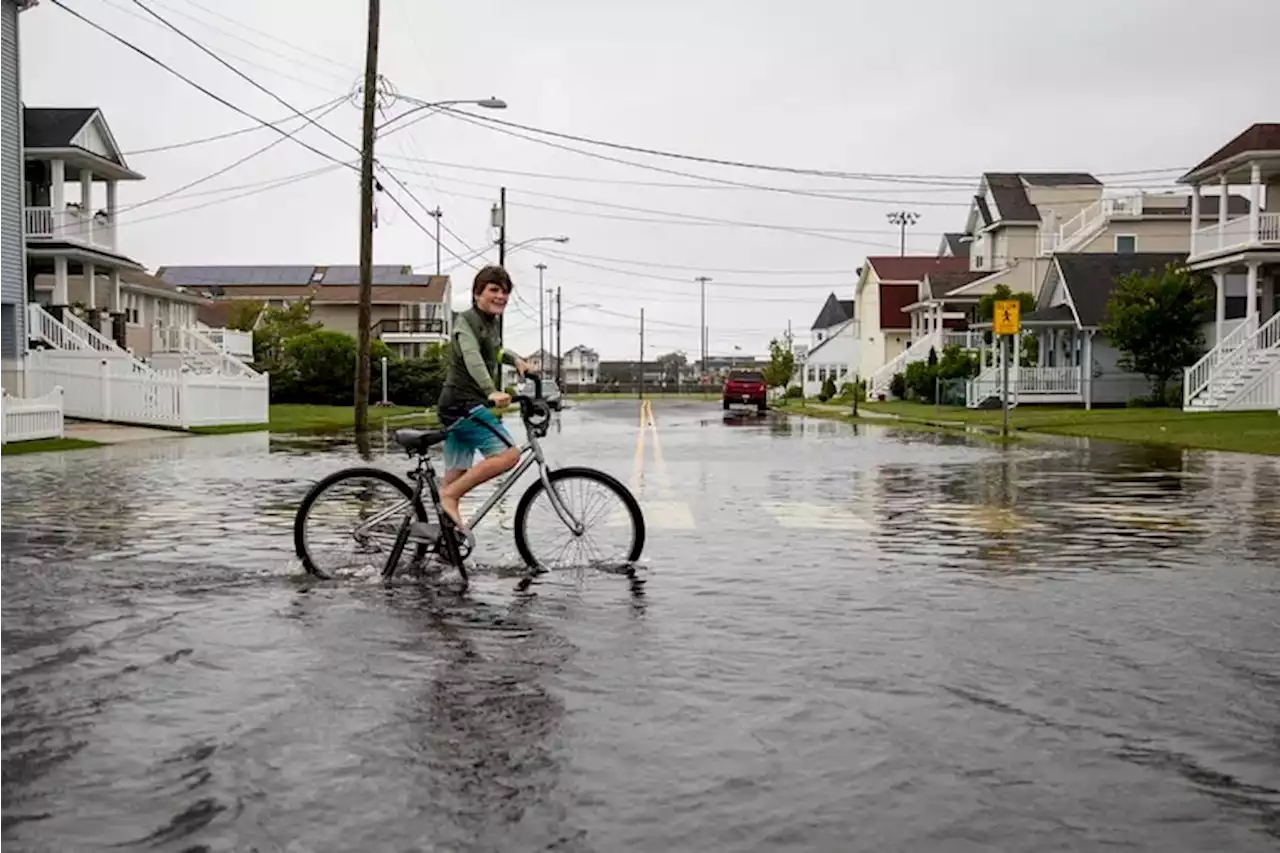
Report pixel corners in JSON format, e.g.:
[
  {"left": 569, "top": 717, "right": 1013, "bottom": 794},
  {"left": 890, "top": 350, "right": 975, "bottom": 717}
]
[
  {"left": 560, "top": 344, "right": 599, "bottom": 385},
  {"left": 1178, "top": 122, "right": 1279, "bottom": 411},
  {"left": 801, "top": 293, "right": 857, "bottom": 397}
]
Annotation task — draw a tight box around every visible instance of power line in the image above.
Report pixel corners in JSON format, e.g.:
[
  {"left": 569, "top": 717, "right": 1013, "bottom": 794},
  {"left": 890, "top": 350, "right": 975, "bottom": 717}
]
[
  {"left": 122, "top": 96, "right": 348, "bottom": 155},
  {"left": 533, "top": 247, "right": 853, "bottom": 276},
  {"left": 436, "top": 104, "right": 1187, "bottom": 184}
]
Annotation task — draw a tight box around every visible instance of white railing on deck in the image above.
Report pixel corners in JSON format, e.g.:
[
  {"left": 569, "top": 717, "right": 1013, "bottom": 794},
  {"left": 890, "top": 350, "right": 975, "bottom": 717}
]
[
  {"left": 941, "top": 331, "right": 981, "bottom": 350},
  {"left": 24, "top": 206, "right": 54, "bottom": 237},
  {"left": 202, "top": 328, "right": 254, "bottom": 358},
  {"left": 28, "top": 304, "right": 152, "bottom": 375},
  {"left": 1053, "top": 195, "right": 1144, "bottom": 253},
  {"left": 28, "top": 303, "right": 93, "bottom": 351},
  {"left": 1, "top": 386, "right": 65, "bottom": 444},
  {"left": 867, "top": 330, "right": 940, "bottom": 398},
  {"left": 23, "top": 205, "right": 116, "bottom": 250},
  {"left": 154, "top": 326, "right": 258, "bottom": 377},
  {"left": 1192, "top": 213, "right": 1280, "bottom": 257},
  {"left": 1183, "top": 314, "right": 1261, "bottom": 405},
  {"left": 26, "top": 352, "right": 268, "bottom": 428},
  {"left": 1016, "top": 366, "right": 1080, "bottom": 394}
]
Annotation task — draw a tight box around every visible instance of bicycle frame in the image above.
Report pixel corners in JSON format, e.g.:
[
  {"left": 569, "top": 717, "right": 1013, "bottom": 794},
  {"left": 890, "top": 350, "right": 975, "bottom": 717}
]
[{"left": 354, "top": 407, "right": 585, "bottom": 545}]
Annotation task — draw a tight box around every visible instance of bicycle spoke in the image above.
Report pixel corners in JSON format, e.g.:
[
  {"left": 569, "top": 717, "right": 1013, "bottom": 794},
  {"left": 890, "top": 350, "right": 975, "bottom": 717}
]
[{"left": 520, "top": 474, "right": 638, "bottom": 571}]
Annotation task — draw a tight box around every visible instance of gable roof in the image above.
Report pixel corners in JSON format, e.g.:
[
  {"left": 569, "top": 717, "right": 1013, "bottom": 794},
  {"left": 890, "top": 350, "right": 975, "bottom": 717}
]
[
  {"left": 1180, "top": 123, "right": 1280, "bottom": 183},
  {"left": 923, "top": 270, "right": 988, "bottom": 299},
  {"left": 810, "top": 292, "right": 854, "bottom": 329},
  {"left": 23, "top": 107, "right": 98, "bottom": 149},
  {"left": 155, "top": 264, "right": 441, "bottom": 287},
  {"left": 1054, "top": 252, "right": 1189, "bottom": 328},
  {"left": 979, "top": 172, "right": 1102, "bottom": 225},
  {"left": 940, "top": 233, "right": 971, "bottom": 258},
  {"left": 867, "top": 255, "right": 970, "bottom": 283},
  {"left": 804, "top": 318, "right": 854, "bottom": 361}
]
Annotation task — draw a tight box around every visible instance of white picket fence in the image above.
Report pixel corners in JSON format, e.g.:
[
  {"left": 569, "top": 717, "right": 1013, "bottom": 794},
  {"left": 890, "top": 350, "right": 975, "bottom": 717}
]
[
  {"left": 2, "top": 386, "right": 65, "bottom": 444},
  {"left": 26, "top": 352, "right": 268, "bottom": 428}
]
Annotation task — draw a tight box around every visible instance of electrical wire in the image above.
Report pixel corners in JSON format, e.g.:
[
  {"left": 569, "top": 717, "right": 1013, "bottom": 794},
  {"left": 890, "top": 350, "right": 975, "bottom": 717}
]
[
  {"left": 436, "top": 104, "right": 1188, "bottom": 184},
  {"left": 122, "top": 96, "right": 347, "bottom": 155}
]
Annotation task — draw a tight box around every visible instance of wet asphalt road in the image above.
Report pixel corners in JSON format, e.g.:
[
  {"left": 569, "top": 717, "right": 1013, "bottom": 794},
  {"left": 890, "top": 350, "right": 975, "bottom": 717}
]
[{"left": 3, "top": 399, "right": 1279, "bottom": 852}]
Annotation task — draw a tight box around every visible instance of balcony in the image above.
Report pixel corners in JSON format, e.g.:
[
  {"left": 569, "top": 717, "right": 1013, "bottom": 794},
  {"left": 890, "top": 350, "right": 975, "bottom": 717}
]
[
  {"left": 1190, "top": 213, "right": 1280, "bottom": 262},
  {"left": 374, "top": 318, "right": 446, "bottom": 341},
  {"left": 25, "top": 205, "right": 118, "bottom": 251}
]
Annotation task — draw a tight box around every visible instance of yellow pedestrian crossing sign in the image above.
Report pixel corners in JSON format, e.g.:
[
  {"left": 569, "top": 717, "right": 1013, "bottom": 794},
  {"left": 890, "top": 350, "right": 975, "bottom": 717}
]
[{"left": 993, "top": 300, "right": 1021, "bottom": 335}]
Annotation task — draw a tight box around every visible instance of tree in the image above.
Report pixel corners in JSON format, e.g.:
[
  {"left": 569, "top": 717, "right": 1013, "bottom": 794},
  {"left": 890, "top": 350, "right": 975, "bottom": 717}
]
[
  {"left": 818, "top": 376, "right": 837, "bottom": 402},
  {"left": 1100, "top": 262, "right": 1212, "bottom": 404},
  {"left": 251, "top": 297, "right": 321, "bottom": 373},
  {"left": 761, "top": 337, "right": 795, "bottom": 391},
  {"left": 225, "top": 300, "right": 265, "bottom": 332},
  {"left": 655, "top": 350, "right": 688, "bottom": 383}
]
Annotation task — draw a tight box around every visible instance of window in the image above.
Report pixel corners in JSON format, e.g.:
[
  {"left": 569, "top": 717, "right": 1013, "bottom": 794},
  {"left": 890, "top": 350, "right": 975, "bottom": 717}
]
[
  {"left": 1115, "top": 235, "right": 1137, "bottom": 254},
  {"left": 808, "top": 366, "right": 816, "bottom": 382}
]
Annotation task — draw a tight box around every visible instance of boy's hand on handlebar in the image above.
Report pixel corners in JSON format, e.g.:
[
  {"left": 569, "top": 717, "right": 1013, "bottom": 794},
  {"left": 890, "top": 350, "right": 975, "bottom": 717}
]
[{"left": 488, "top": 390, "right": 512, "bottom": 408}]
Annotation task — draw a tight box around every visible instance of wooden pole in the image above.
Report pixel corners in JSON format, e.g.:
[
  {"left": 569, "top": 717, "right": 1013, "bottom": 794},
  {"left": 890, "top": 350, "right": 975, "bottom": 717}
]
[{"left": 353, "top": 0, "right": 381, "bottom": 434}]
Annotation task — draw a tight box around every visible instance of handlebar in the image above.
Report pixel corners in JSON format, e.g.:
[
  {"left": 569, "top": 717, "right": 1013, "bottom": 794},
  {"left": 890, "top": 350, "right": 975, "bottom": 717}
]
[{"left": 477, "top": 370, "right": 545, "bottom": 410}]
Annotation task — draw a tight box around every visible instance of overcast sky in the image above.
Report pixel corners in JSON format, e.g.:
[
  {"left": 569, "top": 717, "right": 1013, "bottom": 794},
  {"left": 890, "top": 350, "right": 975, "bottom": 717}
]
[{"left": 20, "top": 0, "right": 1278, "bottom": 360}]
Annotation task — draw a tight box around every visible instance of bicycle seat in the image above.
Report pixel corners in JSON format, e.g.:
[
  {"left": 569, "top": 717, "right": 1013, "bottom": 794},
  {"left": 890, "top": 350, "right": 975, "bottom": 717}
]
[{"left": 393, "top": 427, "right": 449, "bottom": 454}]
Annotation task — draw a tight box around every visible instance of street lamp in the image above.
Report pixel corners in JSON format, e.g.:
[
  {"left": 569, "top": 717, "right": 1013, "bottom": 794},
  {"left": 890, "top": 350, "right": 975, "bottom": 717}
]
[{"left": 377, "top": 95, "right": 507, "bottom": 132}]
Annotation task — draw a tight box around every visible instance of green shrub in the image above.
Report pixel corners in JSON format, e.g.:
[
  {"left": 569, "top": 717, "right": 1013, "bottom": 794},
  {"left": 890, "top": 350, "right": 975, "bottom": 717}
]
[
  {"left": 271, "top": 329, "right": 393, "bottom": 405},
  {"left": 818, "top": 376, "right": 837, "bottom": 402},
  {"left": 889, "top": 372, "right": 906, "bottom": 400},
  {"left": 784, "top": 385, "right": 804, "bottom": 399}
]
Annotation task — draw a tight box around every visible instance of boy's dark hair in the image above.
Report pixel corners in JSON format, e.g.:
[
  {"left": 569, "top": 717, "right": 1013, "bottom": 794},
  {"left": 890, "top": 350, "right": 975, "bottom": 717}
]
[{"left": 472, "top": 265, "right": 513, "bottom": 302}]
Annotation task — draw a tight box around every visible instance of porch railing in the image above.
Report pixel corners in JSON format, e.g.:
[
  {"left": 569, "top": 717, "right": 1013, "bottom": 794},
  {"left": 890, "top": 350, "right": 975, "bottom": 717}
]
[
  {"left": 23, "top": 205, "right": 116, "bottom": 250},
  {"left": 374, "top": 318, "right": 445, "bottom": 335},
  {"left": 1183, "top": 313, "right": 1259, "bottom": 405},
  {"left": 867, "top": 330, "right": 940, "bottom": 399},
  {"left": 1191, "top": 213, "right": 1280, "bottom": 258}
]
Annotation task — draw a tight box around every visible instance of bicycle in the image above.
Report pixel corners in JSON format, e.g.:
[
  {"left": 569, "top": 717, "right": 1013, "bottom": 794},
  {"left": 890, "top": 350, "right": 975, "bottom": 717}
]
[{"left": 293, "top": 374, "right": 646, "bottom": 583}]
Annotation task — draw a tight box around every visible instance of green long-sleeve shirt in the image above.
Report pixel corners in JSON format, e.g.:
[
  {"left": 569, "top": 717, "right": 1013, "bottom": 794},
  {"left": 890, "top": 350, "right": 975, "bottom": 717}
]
[{"left": 437, "top": 308, "right": 520, "bottom": 418}]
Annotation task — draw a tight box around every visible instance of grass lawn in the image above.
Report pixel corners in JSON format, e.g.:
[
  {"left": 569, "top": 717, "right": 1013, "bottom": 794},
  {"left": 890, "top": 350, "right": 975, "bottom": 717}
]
[
  {"left": 1, "top": 437, "right": 103, "bottom": 456},
  {"left": 190, "top": 404, "right": 437, "bottom": 435},
  {"left": 860, "top": 401, "right": 1280, "bottom": 455}
]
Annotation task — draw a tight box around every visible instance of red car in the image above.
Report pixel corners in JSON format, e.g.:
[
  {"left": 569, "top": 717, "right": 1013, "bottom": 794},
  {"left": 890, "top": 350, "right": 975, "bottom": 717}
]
[{"left": 723, "top": 369, "right": 767, "bottom": 412}]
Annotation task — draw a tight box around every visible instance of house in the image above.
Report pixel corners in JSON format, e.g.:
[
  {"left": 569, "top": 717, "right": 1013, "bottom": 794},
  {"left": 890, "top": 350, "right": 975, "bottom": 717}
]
[
  {"left": 853, "top": 255, "right": 970, "bottom": 398},
  {"left": 156, "top": 265, "right": 452, "bottom": 358},
  {"left": 0, "top": 35, "right": 264, "bottom": 431},
  {"left": 1179, "top": 122, "right": 1280, "bottom": 411},
  {"left": 802, "top": 293, "right": 857, "bottom": 396},
  {"left": 967, "top": 252, "right": 1191, "bottom": 408},
  {"left": 0, "top": 0, "right": 32, "bottom": 396},
  {"left": 526, "top": 348, "right": 557, "bottom": 376},
  {"left": 560, "top": 344, "right": 599, "bottom": 385}
]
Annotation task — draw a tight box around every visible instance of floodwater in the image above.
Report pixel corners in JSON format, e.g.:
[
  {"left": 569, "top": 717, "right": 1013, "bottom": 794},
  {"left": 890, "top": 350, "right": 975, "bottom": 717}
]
[{"left": 3, "top": 400, "right": 1278, "bottom": 852}]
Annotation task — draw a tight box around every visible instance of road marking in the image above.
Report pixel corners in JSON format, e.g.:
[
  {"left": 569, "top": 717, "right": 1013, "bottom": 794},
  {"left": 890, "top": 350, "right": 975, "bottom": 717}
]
[{"left": 759, "top": 501, "right": 875, "bottom": 530}]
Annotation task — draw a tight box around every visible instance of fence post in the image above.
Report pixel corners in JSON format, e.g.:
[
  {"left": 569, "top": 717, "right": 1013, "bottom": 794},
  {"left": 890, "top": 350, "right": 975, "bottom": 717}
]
[
  {"left": 100, "top": 359, "right": 112, "bottom": 421},
  {"left": 179, "top": 367, "right": 191, "bottom": 429}
]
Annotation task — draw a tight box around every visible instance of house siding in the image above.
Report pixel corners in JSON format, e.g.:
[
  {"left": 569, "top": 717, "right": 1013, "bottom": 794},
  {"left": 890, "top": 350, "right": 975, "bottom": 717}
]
[{"left": 1, "top": 0, "right": 25, "bottom": 361}]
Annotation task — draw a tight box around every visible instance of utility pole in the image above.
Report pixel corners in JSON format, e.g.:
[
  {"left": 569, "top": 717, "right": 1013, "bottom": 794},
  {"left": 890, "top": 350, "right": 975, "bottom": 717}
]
[
  {"left": 695, "top": 275, "right": 712, "bottom": 378},
  {"left": 886, "top": 210, "right": 920, "bottom": 257},
  {"left": 639, "top": 307, "right": 645, "bottom": 400},
  {"left": 427, "top": 207, "right": 443, "bottom": 275},
  {"left": 535, "top": 262, "right": 547, "bottom": 364},
  {"left": 353, "top": 0, "right": 381, "bottom": 435},
  {"left": 555, "top": 287, "right": 563, "bottom": 386},
  {"left": 491, "top": 187, "right": 507, "bottom": 345}
]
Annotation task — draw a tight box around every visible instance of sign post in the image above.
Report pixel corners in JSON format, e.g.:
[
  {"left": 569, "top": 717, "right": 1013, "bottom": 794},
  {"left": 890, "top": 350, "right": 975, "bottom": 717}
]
[{"left": 992, "top": 300, "right": 1021, "bottom": 439}]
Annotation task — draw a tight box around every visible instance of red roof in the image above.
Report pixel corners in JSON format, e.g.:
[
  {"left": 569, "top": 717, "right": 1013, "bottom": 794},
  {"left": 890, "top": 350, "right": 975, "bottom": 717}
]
[{"left": 866, "top": 255, "right": 970, "bottom": 282}]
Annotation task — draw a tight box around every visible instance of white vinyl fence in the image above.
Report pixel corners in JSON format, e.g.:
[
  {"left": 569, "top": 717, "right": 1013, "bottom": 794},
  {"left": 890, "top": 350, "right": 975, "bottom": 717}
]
[
  {"left": 2, "top": 386, "right": 65, "bottom": 443},
  {"left": 26, "top": 352, "right": 268, "bottom": 429}
]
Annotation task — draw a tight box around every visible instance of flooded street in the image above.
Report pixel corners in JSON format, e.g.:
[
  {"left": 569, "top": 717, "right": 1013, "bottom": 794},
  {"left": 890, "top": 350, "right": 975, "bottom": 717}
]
[{"left": 3, "top": 399, "right": 1278, "bottom": 852}]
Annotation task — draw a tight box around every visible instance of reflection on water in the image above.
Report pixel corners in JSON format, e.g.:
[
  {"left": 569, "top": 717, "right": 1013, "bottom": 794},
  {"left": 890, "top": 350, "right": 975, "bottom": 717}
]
[{"left": 2, "top": 407, "right": 1278, "bottom": 851}]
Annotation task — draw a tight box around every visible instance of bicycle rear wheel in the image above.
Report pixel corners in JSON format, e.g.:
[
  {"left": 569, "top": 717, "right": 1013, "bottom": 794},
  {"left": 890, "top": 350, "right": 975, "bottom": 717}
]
[
  {"left": 294, "top": 467, "right": 428, "bottom": 579},
  {"left": 513, "top": 467, "right": 645, "bottom": 571}
]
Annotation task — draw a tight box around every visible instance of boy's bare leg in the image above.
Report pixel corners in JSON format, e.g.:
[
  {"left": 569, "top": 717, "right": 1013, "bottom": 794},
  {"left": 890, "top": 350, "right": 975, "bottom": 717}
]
[{"left": 439, "top": 448, "right": 519, "bottom": 529}]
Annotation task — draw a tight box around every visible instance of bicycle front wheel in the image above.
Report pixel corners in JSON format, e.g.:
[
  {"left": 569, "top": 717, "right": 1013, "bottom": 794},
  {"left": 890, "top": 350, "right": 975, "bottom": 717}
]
[
  {"left": 514, "top": 467, "right": 646, "bottom": 571},
  {"left": 294, "top": 467, "right": 428, "bottom": 579}
]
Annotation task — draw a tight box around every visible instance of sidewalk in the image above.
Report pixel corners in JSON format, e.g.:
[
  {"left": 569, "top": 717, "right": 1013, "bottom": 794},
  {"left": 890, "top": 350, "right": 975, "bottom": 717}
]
[{"left": 64, "top": 420, "right": 189, "bottom": 445}]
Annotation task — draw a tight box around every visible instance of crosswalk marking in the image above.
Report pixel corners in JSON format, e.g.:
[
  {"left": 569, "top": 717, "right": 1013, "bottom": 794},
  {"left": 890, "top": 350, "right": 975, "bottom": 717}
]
[{"left": 760, "top": 501, "right": 874, "bottom": 531}]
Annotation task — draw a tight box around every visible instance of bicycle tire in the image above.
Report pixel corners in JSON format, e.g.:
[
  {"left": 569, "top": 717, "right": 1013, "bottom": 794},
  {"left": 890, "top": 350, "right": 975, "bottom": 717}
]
[
  {"left": 513, "top": 467, "right": 646, "bottom": 570},
  {"left": 294, "top": 466, "right": 428, "bottom": 579}
]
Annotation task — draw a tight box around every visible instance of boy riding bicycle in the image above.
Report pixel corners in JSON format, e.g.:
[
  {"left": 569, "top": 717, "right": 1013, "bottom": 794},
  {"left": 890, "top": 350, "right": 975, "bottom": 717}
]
[{"left": 435, "top": 265, "right": 531, "bottom": 531}]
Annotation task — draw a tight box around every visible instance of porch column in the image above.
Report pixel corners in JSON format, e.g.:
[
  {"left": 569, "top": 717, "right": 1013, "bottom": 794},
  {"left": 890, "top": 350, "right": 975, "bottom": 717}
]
[
  {"left": 1082, "top": 331, "right": 1094, "bottom": 410},
  {"left": 53, "top": 255, "right": 69, "bottom": 305},
  {"left": 1214, "top": 270, "right": 1226, "bottom": 346},
  {"left": 1218, "top": 174, "right": 1229, "bottom": 247},
  {"left": 105, "top": 180, "right": 119, "bottom": 251},
  {"left": 50, "top": 159, "right": 66, "bottom": 237},
  {"left": 1187, "top": 181, "right": 1198, "bottom": 245},
  {"left": 80, "top": 168, "right": 94, "bottom": 244},
  {"left": 84, "top": 263, "right": 97, "bottom": 331},
  {"left": 1246, "top": 261, "right": 1260, "bottom": 323},
  {"left": 1248, "top": 162, "right": 1261, "bottom": 243}
]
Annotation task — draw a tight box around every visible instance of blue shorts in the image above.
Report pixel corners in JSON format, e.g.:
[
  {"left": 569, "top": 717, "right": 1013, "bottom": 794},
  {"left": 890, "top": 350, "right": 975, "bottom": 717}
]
[{"left": 442, "top": 406, "right": 515, "bottom": 472}]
